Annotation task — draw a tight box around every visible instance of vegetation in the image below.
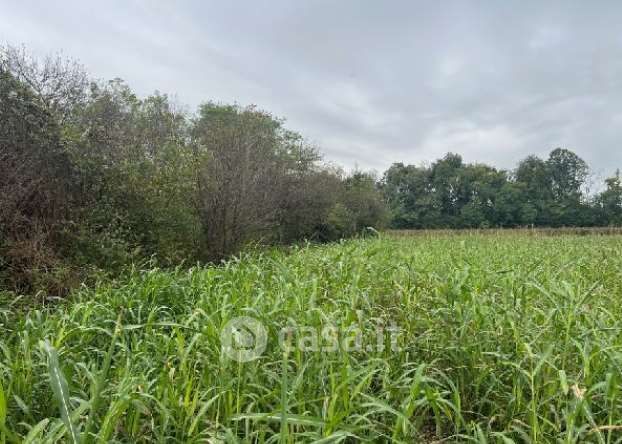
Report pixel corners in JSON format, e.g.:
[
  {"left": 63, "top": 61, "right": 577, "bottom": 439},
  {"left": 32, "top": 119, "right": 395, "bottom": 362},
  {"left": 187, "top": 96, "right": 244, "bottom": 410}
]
[
  {"left": 1, "top": 232, "right": 622, "bottom": 442},
  {"left": 2, "top": 45, "right": 622, "bottom": 295},
  {"left": 0, "top": 46, "right": 387, "bottom": 294},
  {"left": 383, "top": 151, "right": 622, "bottom": 230},
  {"left": 3, "top": 39, "right": 622, "bottom": 444}
]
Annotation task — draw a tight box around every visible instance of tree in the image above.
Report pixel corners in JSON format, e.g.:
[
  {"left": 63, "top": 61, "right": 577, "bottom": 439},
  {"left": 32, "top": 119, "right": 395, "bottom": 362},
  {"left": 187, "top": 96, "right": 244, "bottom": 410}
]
[
  {"left": 66, "top": 79, "right": 199, "bottom": 263},
  {"left": 514, "top": 155, "right": 553, "bottom": 225},
  {"left": 598, "top": 170, "right": 622, "bottom": 225},
  {"left": 0, "top": 44, "right": 88, "bottom": 123},
  {"left": 383, "top": 155, "right": 508, "bottom": 229},
  {"left": 546, "top": 148, "right": 588, "bottom": 202},
  {"left": 192, "top": 103, "right": 300, "bottom": 259},
  {"left": 457, "top": 163, "right": 507, "bottom": 228},
  {"left": 430, "top": 153, "right": 464, "bottom": 225},
  {"left": 278, "top": 166, "right": 344, "bottom": 242},
  {"left": 0, "top": 68, "right": 74, "bottom": 291},
  {"left": 382, "top": 163, "right": 439, "bottom": 228},
  {"left": 341, "top": 171, "right": 389, "bottom": 233},
  {"left": 545, "top": 148, "right": 589, "bottom": 226}
]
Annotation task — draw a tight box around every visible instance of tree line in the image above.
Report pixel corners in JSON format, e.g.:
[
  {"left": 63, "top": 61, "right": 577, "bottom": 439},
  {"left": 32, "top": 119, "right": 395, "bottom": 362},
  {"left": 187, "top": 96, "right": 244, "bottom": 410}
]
[
  {"left": 0, "top": 46, "right": 387, "bottom": 294},
  {"left": 383, "top": 150, "right": 621, "bottom": 229},
  {"left": 1, "top": 45, "right": 621, "bottom": 294}
]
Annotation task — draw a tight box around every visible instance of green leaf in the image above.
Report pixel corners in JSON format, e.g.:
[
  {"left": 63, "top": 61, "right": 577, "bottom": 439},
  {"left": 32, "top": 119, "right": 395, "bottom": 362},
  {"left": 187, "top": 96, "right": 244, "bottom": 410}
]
[
  {"left": 24, "top": 419, "right": 50, "bottom": 444},
  {"left": 558, "top": 369, "right": 569, "bottom": 396},
  {"left": 0, "top": 379, "right": 6, "bottom": 428},
  {"left": 41, "top": 340, "right": 81, "bottom": 444}
]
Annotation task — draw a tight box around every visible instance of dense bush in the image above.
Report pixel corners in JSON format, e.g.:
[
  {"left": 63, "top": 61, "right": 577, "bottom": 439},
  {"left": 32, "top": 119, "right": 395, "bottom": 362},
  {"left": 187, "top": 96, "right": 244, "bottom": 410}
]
[
  {"left": 0, "top": 68, "right": 76, "bottom": 293},
  {"left": 0, "top": 46, "right": 388, "bottom": 294}
]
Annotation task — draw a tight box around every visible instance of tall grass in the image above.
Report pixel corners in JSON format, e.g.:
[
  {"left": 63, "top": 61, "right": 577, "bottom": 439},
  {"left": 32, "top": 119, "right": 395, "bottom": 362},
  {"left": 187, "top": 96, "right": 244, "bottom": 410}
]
[{"left": 1, "top": 233, "right": 622, "bottom": 442}]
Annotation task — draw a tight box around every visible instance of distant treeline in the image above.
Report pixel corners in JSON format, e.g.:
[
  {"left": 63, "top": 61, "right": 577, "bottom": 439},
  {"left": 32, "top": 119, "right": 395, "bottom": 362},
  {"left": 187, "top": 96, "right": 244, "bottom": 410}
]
[
  {"left": 382, "top": 150, "right": 621, "bottom": 229},
  {"left": 1, "top": 46, "right": 621, "bottom": 294}
]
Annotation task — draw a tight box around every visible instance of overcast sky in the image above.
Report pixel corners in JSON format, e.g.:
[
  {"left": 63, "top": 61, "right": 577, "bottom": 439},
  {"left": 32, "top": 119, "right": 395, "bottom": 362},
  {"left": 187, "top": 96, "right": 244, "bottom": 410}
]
[{"left": 2, "top": 0, "right": 621, "bottom": 179}]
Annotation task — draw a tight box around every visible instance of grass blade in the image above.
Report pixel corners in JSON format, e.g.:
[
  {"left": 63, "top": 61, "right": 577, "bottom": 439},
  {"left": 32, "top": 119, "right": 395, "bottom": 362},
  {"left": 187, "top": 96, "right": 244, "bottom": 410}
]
[{"left": 40, "top": 340, "right": 81, "bottom": 444}]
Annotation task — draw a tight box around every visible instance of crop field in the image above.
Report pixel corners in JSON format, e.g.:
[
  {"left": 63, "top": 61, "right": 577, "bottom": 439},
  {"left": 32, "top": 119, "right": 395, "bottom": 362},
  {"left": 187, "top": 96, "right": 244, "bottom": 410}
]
[{"left": 2, "top": 232, "right": 622, "bottom": 443}]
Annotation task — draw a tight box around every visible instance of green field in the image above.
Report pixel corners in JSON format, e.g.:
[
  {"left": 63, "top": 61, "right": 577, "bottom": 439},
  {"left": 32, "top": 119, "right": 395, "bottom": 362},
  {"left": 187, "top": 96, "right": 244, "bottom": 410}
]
[{"left": 2, "top": 233, "right": 622, "bottom": 443}]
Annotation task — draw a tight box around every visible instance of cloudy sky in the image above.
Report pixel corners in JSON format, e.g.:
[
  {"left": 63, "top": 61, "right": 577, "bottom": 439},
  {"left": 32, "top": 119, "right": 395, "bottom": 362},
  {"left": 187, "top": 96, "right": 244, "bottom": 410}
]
[{"left": 2, "top": 0, "right": 621, "bottom": 179}]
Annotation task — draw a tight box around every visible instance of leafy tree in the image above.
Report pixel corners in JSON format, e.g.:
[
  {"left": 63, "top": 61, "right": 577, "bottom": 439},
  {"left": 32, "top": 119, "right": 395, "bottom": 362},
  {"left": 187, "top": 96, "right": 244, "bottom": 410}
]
[
  {"left": 278, "top": 166, "right": 344, "bottom": 242},
  {"left": 545, "top": 148, "right": 589, "bottom": 226},
  {"left": 192, "top": 103, "right": 315, "bottom": 259},
  {"left": 68, "top": 80, "right": 199, "bottom": 264},
  {"left": 546, "top": 148, "right": 588, "bottom": 202},
  {"left": 0, "top": 44, "right": 88, "bottom": 123},
  {"left": 341, "top": 171, "right": 389, "bottom": 234},
  {"left": 0, "top": 68, "right": 74, "bottom": 291},
  {"left": 514, "top": 155, "right": 553, "bottom": 225},
  {"left": 598, "top": 170, "right": 622, "bottom": 225},
  {"left": 429, "top": 153, "right": 464, "bottom": 225},
  {"left": 457, "top": 164, "right": 507, "bottom": 228}
]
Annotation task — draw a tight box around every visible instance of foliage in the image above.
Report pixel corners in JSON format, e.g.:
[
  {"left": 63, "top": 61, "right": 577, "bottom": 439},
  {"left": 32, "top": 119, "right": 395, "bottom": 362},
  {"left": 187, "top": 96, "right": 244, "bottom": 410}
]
[
  {"left": 383, "top": 150, "right": 618, "bottom": 229},
  {"left": 2, "top": 44, "right": 622, "bottom": 295},
  {"left": 596, "top": 170, "right": 622, "bottom": 226},
  {"left": 0, "top": 46, "right": 388, "bottom": 293},
  {"left": 2, "top": 233, "right": 622, "bottom": 441},
  {"left": 0, "top": 66, "right": 76, "bottom": 293},
  {"left": 193, "top": 103, "right": 317, "bottom": 259}
]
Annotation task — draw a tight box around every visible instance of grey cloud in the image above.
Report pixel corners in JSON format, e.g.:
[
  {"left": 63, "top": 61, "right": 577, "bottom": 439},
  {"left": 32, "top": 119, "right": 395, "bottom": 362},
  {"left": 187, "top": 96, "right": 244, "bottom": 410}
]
[{"left": 2, "top": 0, "right": 622, "bottom": 178}]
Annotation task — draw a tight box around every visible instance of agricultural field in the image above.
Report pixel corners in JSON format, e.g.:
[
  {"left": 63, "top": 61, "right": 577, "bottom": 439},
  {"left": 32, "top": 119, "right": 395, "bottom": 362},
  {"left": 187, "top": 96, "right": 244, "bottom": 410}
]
[{"left": 2, "top": 232, "right": 622, "bottom": 443}]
